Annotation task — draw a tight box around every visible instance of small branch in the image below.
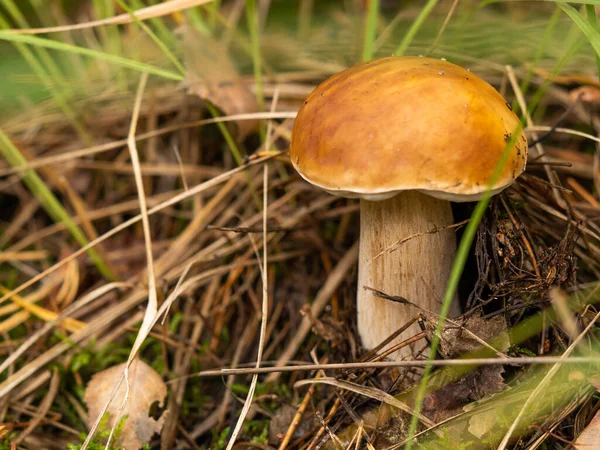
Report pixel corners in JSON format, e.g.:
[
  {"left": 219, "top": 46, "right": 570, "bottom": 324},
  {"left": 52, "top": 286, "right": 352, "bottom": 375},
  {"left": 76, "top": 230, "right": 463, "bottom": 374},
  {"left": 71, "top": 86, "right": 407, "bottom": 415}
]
[
  {"left": 195, "top": 355, "right": 600, "bottom": 377},
  {"left": 373, "top": 219, "right": 470, "bottom": 260}
]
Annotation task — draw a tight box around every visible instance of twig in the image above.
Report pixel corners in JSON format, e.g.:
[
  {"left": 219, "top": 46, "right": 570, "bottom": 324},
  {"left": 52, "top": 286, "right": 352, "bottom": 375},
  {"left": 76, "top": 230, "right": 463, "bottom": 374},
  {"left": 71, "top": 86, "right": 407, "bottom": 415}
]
[
  {"left": 197, "top": 355, "right": 600, "bottom": 377},
  {"left": 373, "top": 219, "right": 469, "bottom": 260},
  {"left": 2, "top": 0, "right": 215, "bottom": 34},
  {"left": 368, "top": 287, "right": 508, "bottom": 358}
]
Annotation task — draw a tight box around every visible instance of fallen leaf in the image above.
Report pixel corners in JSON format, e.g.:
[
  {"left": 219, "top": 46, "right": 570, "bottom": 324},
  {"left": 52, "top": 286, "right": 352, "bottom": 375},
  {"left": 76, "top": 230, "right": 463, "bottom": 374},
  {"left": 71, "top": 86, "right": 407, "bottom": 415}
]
[
  {"left": 574, "top": 374, "right": 600, "bottom": 449},
  {"left": 574, "top": 410, "right": 600, "bottom": 449},
  {"left": 570, "top": 86, "right": 600, "bottom": 106},
  {"left": 421, "top": 314, "right": 510, "bottom": 359},
  {"left": 183, "top": 27, "right": 259, "bottom": 141},
  {"left": 422, "top": 377, "right": 473, "bottom": 423},
  {"left": 420, "top": 315, "right": 509, "bottom": 423},
  {"left": 84, "top": 359, "right": 168, "bottom": 450}
]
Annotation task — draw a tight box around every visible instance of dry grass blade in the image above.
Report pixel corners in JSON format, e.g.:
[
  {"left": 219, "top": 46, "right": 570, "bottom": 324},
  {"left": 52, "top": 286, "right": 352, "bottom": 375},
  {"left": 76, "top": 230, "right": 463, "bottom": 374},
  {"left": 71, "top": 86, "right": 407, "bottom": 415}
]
[
  {"left": 278, "top": 376, "right": 318, "bottom": 450},
  {"left": 82, "top": 73, "right": 156, "bottom": 448},
  {"left": 13, "top": 368, "right": 61, "bottom": 445},
  {"left": 0, "top": 250, "right": 47, "bottom": 262},
  {"left": 0, "top": 112, "right": 296, "bottom": 177},
  {"left": 0, "top": 282, "right": 129, "bottom": 377},
  {"left": 526, "top": 126, "right": 600, "bottom": 143},
  {"left": 507, "top": 65, "right": 562, "bottom": 203},
  {"left": 294, "top": 378, "right": 439, "bottom": 432},
  {"left": 265, "top": 242, "right": 359, "bottom": 383},
  {"left": 225, "top": 90, "right": 276, "bottom": 450},
  {"left": 0, "top": 153, "right": 278, "bottom": 308},
  {"left": 549, "top": 286, "right": 579, "bottom": 341},
  {"left": 0, "top": 285, "right": 83, "bottom": 333},
  {"left": 80, "top": 263, "right": 193, "bottom": 450},
  {"left": 2, "top": 0, "right": 215, "bottom": 34},
  {"left": 0, "top": 287, "right": 144, "bottom": 399}
]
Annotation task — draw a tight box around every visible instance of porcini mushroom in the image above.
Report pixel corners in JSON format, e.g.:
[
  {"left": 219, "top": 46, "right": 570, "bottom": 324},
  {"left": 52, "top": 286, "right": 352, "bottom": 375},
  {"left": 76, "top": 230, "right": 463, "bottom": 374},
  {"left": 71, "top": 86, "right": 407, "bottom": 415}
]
[{"left": 290, "top": 56, "right": 527, "bottom": 359}]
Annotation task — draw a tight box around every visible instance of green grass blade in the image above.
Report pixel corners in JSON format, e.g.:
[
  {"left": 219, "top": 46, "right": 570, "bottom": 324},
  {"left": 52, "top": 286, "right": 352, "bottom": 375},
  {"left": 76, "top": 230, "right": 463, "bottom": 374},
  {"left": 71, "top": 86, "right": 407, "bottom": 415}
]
[
  {"left": 297, "top": 0, "right": 313, "bottom": 39},
  {"left": 203, "top": 103, "right": 262, "bottom": 210},
  {"left": 188, "top": 6, "right": 212, "bottom": 35},
  {"left": 483, "top": 0, "right": 600, "bottom": 5},
  {"left": 1, "top": 0, "right": 66, "bottom": 83},
  {"left": 204, "top": 102, "right": 244, "bottom": 166},
  {"left": 0, "top": 12, "right": 91, "bottom": 142},
  {"left": 405, "top": 24, "right": 585, "bottom": 444},
  {"left": 518, "top": 7, "right": 561, "bottom": 102},
  {"left": 526, "top": 35, "right": 587, "bottom": 120},
  {"left": 115, "top": 0, "right": 186, "bottom": 76},
  {"left": 208, "top": 0, "right": 221, "bottom": 31},
  {"left": 246, "top": 0, "right": 264, "bottom": 112},
  {"left": 0, "top": 32, "right": 184, "bottom": 81},
  {"left": 127, "top": 0, "right": 177, "bottom": 47},
  {"left": 558, "top": 1, "right": 600, "bottom": 60},
  {"left": 362, "top": 0, "right": 379, "bottom": 61},
  {"left": 586, "top": 3, "right": 600, "bottom": 80},
  {"left": 0, "top": 130, "right": 115, "bottom": 281},
  {"left": 92, "top": 0, "right": 128, "bottom": 89},
  {"left": 29, "top": 0, "right": 88, "bottom": 81},
  {"left": 394, "top": 0, "right": 439, "bottom": 56},
  {"left": 245, "top": 0, "right": 265, "bottom": 140}
]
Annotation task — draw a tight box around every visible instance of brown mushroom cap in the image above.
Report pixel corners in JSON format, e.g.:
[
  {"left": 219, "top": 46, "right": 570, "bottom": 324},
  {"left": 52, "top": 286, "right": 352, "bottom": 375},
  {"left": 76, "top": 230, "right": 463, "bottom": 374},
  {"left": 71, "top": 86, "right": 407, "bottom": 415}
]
[{"left": 290, "top": 56, "right": 527, "bottom": 201}]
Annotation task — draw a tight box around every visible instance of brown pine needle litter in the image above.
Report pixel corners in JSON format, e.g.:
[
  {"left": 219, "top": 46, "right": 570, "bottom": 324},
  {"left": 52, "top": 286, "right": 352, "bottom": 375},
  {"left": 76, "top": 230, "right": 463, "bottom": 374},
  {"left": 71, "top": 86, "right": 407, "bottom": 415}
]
[{"left": 2, "top": 2, "right": 600, "bottom": 450}]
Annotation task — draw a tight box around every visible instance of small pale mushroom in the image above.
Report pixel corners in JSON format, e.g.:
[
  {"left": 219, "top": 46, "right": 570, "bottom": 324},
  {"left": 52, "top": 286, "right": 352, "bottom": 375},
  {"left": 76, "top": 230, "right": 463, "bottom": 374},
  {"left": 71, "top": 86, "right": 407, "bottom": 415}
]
[{"left": 289, "top": 56, "right": 527, "bottom": 360}]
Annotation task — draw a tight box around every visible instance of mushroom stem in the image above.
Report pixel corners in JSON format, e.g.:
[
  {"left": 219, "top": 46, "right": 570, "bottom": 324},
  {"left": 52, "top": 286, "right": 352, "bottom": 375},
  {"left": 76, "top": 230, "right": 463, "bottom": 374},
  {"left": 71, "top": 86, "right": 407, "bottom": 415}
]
[{"left": 357, "top": 191, "right": 459, "bottom": 360}]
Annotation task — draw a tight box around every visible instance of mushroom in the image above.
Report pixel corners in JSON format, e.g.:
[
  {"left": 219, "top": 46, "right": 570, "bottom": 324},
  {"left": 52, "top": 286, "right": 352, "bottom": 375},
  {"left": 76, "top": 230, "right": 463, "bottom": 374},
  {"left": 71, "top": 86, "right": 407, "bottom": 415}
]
[{"left": 290, "top": 56, "right": 527, "bottom": 359}]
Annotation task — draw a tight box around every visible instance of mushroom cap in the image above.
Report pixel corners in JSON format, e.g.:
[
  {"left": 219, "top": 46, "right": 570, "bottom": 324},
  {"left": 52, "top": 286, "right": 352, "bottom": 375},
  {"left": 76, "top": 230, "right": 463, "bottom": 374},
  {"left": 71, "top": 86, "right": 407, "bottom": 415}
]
[{"left": 290, "top": 56, "right": 527, "bottom": 202}]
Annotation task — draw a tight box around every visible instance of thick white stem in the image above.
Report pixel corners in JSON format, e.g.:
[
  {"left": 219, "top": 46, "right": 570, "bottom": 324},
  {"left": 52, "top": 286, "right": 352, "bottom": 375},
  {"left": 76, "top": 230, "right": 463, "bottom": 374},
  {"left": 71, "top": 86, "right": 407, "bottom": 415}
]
[{"left": 357, "top": 192, "right": 459, "bottom": 360}]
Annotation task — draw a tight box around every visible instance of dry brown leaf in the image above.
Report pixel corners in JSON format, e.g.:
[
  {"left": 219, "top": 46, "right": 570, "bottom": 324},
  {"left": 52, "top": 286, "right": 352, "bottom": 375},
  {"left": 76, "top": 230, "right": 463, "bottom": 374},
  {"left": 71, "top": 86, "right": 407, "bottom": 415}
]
[
  {"left": 84, "top": 359, "right": 168, "bottom": 449},
  {"left": 421, "top": 316, "right": 509, "bottom": 424},
  {"left": 574, "top": 374, "right": 600, "bottom": 449},
  {"left": 570, "top": 86, "right": 600, "bottom": 105},
  {"left": 574, "top": 410, "right": 600, "bottom": 449},
  {"left": 427, "top": 315, "right": 510, "bottom": 358},
  {"left": 183, "top": 27, "right": 259, "bottom": 141}
]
